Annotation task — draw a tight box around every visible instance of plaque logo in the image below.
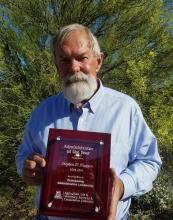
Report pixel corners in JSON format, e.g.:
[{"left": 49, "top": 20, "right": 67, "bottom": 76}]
[{"left": 54, "top": 191, "right": 62, "bottom": 200}]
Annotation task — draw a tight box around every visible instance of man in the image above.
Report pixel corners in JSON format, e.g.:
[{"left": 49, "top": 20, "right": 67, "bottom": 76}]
[{"left": 16, "top": 24, "right": 162, "bottom": 220}]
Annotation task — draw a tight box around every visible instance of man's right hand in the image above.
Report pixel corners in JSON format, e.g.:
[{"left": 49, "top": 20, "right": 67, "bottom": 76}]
[{"left": 22, "top": 152, "right": 46, "bottom": 185}]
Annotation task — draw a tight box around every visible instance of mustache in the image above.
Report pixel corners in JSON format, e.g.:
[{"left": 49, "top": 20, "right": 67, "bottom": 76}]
[{"left": 63, "top": 72, "right": 88, "bottom": 86}]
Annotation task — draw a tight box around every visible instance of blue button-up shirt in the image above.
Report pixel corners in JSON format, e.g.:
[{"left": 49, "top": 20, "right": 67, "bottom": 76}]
[{"left": 16, "top": 81, "right": 161, "bottom": 220}]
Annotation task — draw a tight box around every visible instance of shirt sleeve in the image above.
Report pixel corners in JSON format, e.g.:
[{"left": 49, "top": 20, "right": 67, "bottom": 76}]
[
  {"left": 15, "top": 117, "right": 43, "bottom": 176},
  {"left": 119, "top": 104, "right": 162, "bottom": 200}
]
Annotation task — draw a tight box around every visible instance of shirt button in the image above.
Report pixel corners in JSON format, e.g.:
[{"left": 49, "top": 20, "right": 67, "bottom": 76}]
[{"left": 79, "top": 118, "right": 84, "bottom": 123}]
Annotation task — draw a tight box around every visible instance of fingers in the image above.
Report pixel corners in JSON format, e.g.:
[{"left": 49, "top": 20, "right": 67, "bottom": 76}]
[
  {"left": 27, "top": 152, "right": 46, "bottom": 167},
  {"left": 22, "top": 173, "right": 43, "bottom": 185},
  {"left": 107, "top": 169, "right": 117, "bottom": 220},
  {"left": 107, "top": 168, "right": 124, "bottom": 220},
  {"left": 109, "top": 168, "right": 124, "bottom": 199},
  {"left": 23, "top": 162, "right": 44, "bottom": 178},
  {"left": 109, "top": 168, "right": 116, "bottom": 192},
  {"left": 22, "top": 152, "right": 46, "bottom": 186}
]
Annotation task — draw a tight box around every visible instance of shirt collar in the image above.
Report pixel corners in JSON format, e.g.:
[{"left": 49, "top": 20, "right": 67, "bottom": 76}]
[{"left": 87, "top": 79, "right": 104, "bottom": 113}]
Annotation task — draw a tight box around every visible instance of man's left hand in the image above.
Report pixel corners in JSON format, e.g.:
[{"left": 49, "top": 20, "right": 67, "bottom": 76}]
[{"left": 107, "top": 168, "right": 124, "bottom": 220}]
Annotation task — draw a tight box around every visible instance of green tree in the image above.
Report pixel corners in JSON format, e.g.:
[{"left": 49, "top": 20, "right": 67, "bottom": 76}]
[{"left": 0, "top": 0, "right": 172, "bottom": 219}]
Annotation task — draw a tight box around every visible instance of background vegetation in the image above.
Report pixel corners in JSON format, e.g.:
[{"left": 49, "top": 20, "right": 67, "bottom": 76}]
[{"left": 0, "top": 0, "right": 173, "bottom": 219}]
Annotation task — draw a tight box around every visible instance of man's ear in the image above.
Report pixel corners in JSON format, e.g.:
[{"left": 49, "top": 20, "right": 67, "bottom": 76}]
[{"left": 96, "top": 52, "right": 104, "bottom": 73}]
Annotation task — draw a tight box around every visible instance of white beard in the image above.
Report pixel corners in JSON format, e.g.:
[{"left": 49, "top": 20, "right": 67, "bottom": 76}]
[{"left": 62, "top": 72, "right": 98, "bottom": 105}]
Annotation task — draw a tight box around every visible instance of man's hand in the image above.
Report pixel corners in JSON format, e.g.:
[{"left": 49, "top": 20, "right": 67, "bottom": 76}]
[
  {"left": 22, "top": 152, "right": 46, "bottom": 185},
  {"left": 107, "top": 168, "right": 124, "bottom": 220}
]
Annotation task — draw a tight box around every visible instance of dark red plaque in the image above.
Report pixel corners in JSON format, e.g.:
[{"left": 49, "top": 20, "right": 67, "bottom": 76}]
[{"left": 39, "top": 129, "right": 111, "bottom": 220}]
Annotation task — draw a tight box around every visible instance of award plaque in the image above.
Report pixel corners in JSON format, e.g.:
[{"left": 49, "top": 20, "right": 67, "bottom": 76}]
[{"left": 39, "top": 129, "right": 111, "bottom": 220}]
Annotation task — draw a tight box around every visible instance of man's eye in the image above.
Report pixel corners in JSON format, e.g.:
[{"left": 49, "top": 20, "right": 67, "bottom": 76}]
[
  {"left": 78, "top": 57, "right": 88, "bottom": 61},
  {"left": 60, "top": 58, "right": 70, "bottom": 62}
]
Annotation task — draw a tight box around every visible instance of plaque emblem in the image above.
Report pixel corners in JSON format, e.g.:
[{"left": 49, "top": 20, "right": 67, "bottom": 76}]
[{"left": 54, "top": 191, "right": 62, "bottom": 200}]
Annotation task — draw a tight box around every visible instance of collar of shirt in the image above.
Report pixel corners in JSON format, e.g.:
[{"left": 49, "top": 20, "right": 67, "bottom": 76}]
[{"left": 67, "top": 79, "right": 104, "bottom": 114}]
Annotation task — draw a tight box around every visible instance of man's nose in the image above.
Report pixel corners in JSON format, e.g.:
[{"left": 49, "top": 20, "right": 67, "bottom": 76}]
[{"left": 70, "top": 59, "right": 80, "bottom": 74}]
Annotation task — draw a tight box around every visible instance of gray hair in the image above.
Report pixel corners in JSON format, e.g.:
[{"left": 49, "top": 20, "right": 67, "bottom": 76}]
[{"left": 52, "top": 23, "right": 101, "bottom": 60}]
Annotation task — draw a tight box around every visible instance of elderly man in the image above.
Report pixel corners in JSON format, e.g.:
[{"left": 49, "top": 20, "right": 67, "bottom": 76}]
[{"left": 16, "top": 24, "right": 161, "bottom": 220}]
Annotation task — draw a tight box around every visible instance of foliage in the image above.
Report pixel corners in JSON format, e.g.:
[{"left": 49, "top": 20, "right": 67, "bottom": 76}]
[
  {"left": 0, "top": 182, "right": 35, "bottom": 220},
  {"left": 130, "top": 148, "right": 173, "bottom": 219},
  {"left": 0, "top": 0, "right": 173, "bottom": 219}
]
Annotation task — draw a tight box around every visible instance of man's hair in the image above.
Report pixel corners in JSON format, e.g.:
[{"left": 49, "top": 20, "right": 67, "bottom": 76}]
[{"left": 52, "top": 23, "right": 101, "bottom": 61}]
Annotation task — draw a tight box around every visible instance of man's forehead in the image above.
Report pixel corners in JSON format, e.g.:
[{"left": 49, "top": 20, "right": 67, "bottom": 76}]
[
  {"left": 60, "top": 29, "right": 91, "bottom": 48},
  {"left": 58, "top": 44, "right": 91, "bottom": 58}
]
